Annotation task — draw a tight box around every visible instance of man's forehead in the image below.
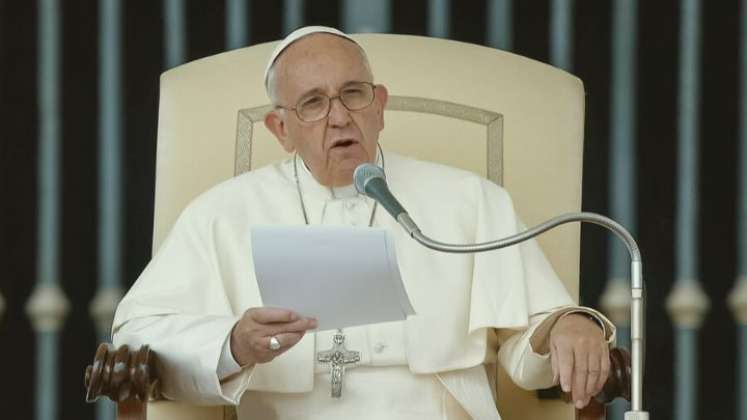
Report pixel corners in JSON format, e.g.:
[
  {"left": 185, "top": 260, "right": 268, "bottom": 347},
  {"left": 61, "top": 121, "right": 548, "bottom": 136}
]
[
  {"left": 263, "top": 26, "right": 361, "bottom": 89},
  {"left": 278, "top": 34, "right": 363, "bottom": 72},
  {"left": 272, "top": 36, "right": 371, "bottom": 102}
]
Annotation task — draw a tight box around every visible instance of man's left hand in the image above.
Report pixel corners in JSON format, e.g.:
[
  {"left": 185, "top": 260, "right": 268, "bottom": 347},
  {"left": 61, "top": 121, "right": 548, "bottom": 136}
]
[{"left": 549, "top": 313, "right": 609, "bottom": 409}]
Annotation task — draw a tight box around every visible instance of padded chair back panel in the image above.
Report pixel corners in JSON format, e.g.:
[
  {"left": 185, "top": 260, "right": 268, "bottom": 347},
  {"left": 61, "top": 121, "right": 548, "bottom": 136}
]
[
  {"left": 152, "top": 34, "right": 582, "bottom": 420},
  {"left": 147, "top": 402, "right": 231, "bottom": 420}
]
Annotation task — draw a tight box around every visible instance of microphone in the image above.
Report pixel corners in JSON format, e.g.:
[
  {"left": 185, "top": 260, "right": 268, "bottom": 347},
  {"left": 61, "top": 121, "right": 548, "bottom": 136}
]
[{"left": 353, "top": 163, "right": 420, "bottom": 235}]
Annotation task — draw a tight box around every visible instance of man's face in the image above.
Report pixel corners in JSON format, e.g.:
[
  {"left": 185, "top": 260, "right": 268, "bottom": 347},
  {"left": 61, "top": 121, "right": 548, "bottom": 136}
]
[{"left": 264, "top": 34, "right": 388, "bottom": 187}]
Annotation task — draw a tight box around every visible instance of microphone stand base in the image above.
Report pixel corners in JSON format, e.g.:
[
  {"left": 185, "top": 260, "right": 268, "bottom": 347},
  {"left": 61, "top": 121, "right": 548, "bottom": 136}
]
[{"left": 624, "top": 411, "right": 650, "bottom": 420}]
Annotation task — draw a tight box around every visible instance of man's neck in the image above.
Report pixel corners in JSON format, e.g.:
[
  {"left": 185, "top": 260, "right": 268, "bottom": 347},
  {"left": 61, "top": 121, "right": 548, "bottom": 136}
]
[
  {"left": 330, "top": 183, "right": 357, "bottom": 198},
  {"left": 299, "top": 160, "right": 354, "bottom": 189},
  {"left": 298, "top": 146, "right": 382, "bottom": 192}
]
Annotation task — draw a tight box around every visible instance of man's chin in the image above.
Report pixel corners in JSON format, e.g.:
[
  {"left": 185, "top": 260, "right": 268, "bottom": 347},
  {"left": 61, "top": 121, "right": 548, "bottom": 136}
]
[
  {"left": 331, "top": 150, "right": 371, "bottom": 169},
  {"left": 327, "top": 162, "right": 365, "bottom": 186},
  {"left": 328, "top": 167, "right": 357, "bottom": 186},
  {"left": 323, "top": 148, "right": 376, "bottom": 185}
]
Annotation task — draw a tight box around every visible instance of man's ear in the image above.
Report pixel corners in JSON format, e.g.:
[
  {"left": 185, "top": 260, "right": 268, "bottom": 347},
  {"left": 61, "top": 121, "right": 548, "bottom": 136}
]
[
  {"left": 264, "top": 110, "right": 295, "bottom": 153},
  {"left": 373, "top": 84, "right": 389, "bottom": 129}
]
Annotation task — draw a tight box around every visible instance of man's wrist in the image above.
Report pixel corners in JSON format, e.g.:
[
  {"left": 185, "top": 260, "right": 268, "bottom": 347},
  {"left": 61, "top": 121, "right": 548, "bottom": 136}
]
[
  {"left": 557, "top": 311, "right": 606, "bottom": 337},
  {"left": 529, "top": 307, "right": 609, "bottom": 354},
  {"left": 230, "top": 322, "right": 258, "bottom": 370}
]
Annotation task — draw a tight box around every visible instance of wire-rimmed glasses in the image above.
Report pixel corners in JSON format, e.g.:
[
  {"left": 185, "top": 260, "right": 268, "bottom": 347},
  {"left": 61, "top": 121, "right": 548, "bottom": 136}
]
[{"left": 278, "top": 81, "right": 376, "bottom": 122}]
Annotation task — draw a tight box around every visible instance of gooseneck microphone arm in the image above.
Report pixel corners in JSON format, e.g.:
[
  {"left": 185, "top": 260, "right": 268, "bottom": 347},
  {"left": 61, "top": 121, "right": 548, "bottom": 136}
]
[
  {"left": 403, "top": 211, "right": 646, "bottom": 418},
  {"left": 353, "top": 163, "right": 648, "bottom": 419}
]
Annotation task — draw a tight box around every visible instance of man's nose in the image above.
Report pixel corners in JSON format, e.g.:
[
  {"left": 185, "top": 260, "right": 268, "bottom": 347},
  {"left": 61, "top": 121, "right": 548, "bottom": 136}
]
[{"left": 327, "top": 97, "right": 351, "bottom": 127}]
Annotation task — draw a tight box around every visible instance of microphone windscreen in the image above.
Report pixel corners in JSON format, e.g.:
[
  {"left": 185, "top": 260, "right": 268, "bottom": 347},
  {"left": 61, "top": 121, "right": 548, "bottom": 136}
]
[{"left": 354, "top": 163, "right": 385, "bottom": 194}]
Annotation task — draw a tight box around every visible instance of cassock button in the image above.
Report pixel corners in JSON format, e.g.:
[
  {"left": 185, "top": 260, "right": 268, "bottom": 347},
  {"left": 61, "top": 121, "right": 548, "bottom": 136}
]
[{"left": 374, "top": 343, "right": 387, "bottom": 353}]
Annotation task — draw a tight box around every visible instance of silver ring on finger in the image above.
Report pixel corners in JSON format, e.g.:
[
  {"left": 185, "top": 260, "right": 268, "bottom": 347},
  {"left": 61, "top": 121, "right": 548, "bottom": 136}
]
[{"left": 269, "top": 336, "right": 281, "bottom": 351}]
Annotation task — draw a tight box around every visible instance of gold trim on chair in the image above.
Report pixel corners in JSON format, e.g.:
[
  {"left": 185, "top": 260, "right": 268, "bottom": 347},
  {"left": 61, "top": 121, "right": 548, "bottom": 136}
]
[
  {"left": 386, "top": 96, "right": 503, "bottom": 185},
  {"left": 235, "top": 105, "right": 273, "bottom": 175},
  {"left": 234, "top": 97, "right": 503, "bottom": 185}
]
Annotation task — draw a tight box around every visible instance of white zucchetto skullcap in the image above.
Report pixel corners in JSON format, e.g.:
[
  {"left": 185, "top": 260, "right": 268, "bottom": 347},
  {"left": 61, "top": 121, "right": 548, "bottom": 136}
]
[{"left": 263, "top": 26, "right": 360, "bottom": 92}]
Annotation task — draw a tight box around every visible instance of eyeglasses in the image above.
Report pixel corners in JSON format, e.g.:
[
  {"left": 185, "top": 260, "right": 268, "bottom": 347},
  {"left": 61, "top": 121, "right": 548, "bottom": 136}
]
[{"left": 278, "top": 81, "right": 376, "bottom": 122}]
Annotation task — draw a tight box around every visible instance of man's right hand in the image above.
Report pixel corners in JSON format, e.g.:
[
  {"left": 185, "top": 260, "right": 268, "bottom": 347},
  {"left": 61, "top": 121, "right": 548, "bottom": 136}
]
[{"left": 230, "top": 307, "right": 318, "bottom": 367}]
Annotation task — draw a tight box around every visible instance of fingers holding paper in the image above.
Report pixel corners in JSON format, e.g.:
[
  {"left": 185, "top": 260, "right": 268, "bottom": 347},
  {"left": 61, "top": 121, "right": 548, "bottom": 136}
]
[{"left": 230, "top": 307, "right": 318, "bottom": 367}]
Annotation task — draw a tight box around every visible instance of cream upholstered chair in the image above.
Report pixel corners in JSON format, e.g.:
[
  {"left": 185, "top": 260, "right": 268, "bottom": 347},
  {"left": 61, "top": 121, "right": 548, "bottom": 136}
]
[{"left": 147, "top": 34, "right": 584, "bottom": 420}]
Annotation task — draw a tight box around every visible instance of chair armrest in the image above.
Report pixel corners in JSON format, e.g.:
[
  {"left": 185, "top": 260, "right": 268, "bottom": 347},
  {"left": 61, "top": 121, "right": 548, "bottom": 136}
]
[{"left": 85, "top": 343, "right": 161, "bottom": 420}]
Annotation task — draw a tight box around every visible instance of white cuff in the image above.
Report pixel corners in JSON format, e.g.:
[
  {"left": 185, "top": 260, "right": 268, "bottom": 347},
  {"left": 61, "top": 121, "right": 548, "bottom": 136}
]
[{"left": 217, "top": 328, "right": 242, "bottom": 380}]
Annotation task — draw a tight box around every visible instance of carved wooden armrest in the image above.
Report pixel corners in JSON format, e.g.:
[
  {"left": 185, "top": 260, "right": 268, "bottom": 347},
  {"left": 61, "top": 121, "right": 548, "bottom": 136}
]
[
  {"left": 85, "top": 343, "right": 161, "bottom": 420},
  {"left": 85, "top": 344, "right": 631, "bottom": 420}
]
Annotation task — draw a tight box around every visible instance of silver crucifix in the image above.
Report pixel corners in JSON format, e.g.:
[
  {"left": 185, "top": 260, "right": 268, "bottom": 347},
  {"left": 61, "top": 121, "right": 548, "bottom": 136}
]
[{"left": 316, "top": 329, "right": 360, "bottom": 398}]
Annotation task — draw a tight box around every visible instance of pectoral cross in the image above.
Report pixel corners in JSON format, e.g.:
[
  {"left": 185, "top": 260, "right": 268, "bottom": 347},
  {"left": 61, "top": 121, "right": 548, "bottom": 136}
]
[{"left": 316, "top": 329, "right": 360, "bottom": 398}]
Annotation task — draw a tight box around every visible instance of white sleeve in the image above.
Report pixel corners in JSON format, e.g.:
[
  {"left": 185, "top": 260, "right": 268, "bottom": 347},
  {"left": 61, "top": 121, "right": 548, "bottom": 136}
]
[
  {"left": 113, "top": 314, "right": 254, "bottom": 405},
  {"left": 112, "top": 201, "right": 256, "bottom": 404}
]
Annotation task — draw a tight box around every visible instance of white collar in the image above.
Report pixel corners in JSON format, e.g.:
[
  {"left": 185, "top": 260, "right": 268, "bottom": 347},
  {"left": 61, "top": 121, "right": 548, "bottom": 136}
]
[{"left": 297, "top": 149, "right": 383, "bottom": 200}]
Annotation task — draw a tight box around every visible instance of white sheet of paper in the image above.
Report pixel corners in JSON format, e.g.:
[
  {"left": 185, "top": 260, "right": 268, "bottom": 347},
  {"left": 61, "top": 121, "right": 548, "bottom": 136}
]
[{"left": 251, "top": 225, "right": 416, "bottom": 331}]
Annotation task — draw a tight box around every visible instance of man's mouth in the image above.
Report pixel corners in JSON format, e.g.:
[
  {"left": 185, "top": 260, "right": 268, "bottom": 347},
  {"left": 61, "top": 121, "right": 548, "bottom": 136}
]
[{"left": 331, "top": 139, "right": 357, "bottom": 148}]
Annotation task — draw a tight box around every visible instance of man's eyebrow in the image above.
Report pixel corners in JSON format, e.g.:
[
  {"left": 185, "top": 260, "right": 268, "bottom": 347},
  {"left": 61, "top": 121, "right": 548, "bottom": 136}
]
[
  {"left": 297, "top": 87, "right": 325, "bottom": 100},
  {"left": 341, "top": 80, "right": 369, "bottom": 88},
  {"left": 297, "top": 80, "right": 371, "bottom": 100}
]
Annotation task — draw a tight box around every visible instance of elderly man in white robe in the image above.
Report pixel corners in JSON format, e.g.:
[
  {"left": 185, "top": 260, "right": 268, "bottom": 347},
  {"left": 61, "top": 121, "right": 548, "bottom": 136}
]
[{"left": 113, "top": 26, "right": 615, "bottom": 420}]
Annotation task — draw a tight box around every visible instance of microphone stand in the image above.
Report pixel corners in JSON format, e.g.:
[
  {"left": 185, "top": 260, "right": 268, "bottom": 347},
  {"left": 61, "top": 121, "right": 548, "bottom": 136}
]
[{"left": 396, "top": 212, "right": 649, "bottom": 420}]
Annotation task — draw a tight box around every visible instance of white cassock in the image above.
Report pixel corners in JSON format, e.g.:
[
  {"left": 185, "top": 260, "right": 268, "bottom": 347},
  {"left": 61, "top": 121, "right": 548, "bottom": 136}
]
[{"left": 113, "top": 153, "right": 614, "bottom": 420}]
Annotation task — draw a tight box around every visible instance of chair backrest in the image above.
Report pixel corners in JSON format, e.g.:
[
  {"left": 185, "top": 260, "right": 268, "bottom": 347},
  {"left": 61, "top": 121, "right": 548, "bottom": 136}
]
[{"left": 152, "top": 34, "right": 583, "bottom": 420}]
